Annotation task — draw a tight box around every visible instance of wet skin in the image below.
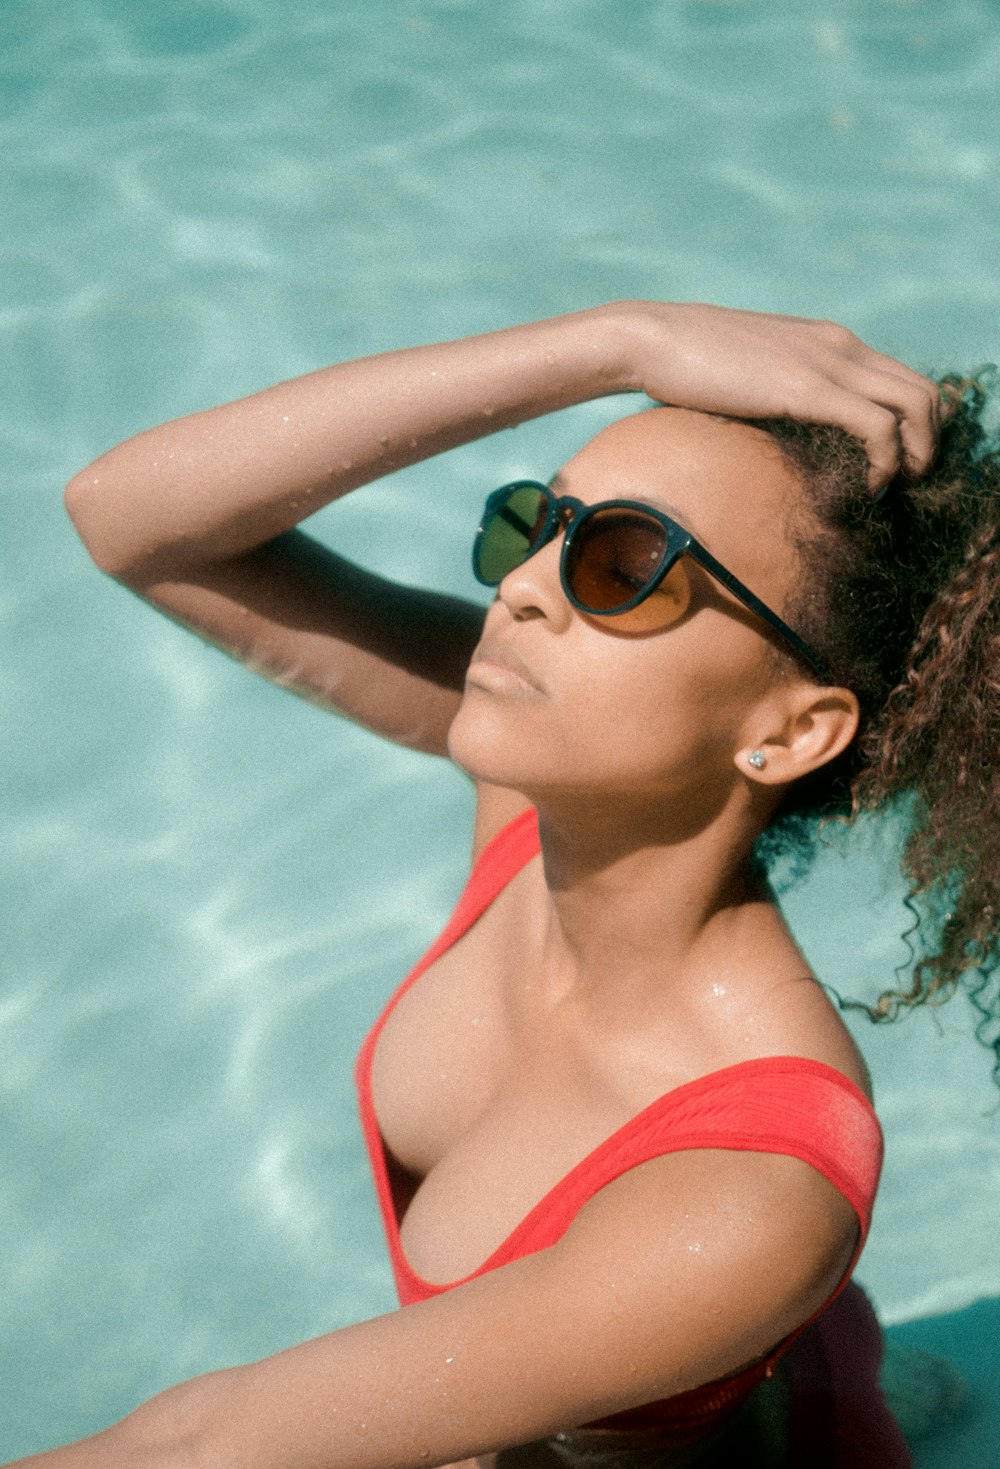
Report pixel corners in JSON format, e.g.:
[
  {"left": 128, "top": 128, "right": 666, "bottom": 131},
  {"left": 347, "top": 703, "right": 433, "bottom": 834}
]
[
  {"left": 46, "top": 302, "right": 934, "bottom": 1469},
  {"left": 376, "top": 408, "right": 866, "bottom": 1465}
]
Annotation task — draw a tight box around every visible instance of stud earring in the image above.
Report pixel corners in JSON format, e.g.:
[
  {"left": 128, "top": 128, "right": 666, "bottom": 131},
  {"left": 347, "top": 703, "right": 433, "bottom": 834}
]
[{"left": 748, "top": 750, "right": 767, "bottom": 770}]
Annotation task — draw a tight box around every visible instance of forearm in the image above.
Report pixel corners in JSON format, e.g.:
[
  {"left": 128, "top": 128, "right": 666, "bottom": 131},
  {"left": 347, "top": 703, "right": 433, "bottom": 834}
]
[
  {"left": 2, "top": 1378, "right": 209, "bottom": 1469},
  {"left": 63, "top": 304, "right": 642, "bottom": 581},
  {"left": 64, "top": 301, "right": 942, "bottom": 584}
]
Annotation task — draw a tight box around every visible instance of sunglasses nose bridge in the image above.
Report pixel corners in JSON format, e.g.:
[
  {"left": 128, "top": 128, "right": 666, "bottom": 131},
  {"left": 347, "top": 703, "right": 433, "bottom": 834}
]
[{"left": 551, "top": 494, "right": 590, "bottom": 556}]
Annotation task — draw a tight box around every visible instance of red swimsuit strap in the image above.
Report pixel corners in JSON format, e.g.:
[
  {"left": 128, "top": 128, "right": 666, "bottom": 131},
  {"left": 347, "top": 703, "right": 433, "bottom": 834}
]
[
  {"left": 355, "top": 810, "right": 881, "bottom": 1300},
  {"left": 356, "top": 806, "right": 539, "bottom": 1069},
  {"left": 384, "top": 1054, "right": 881, "bottom": 1304},
  {"left": 354, "top": 807, "right": 542, "bottom": 1294},
  {"left": 354, "top": 810, "right": 884, "bottom": 1436}
]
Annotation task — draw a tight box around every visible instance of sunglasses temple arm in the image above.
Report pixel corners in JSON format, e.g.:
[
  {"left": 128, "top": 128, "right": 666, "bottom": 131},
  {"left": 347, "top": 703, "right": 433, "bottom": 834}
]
[{"left": 687, "top": 544, "right": 830, "bottom": 679}]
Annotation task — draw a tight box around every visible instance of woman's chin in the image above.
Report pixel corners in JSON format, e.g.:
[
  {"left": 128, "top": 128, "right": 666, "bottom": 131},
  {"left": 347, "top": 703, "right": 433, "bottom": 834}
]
[{"left": 447, "top": 700, "right": 544, "bottom": 790}]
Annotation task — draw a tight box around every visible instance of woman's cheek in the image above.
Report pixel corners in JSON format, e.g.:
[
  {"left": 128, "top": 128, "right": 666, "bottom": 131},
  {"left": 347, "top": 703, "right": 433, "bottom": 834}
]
[{"left": 446, "top": 638, "right": 755, "bottom": 797}]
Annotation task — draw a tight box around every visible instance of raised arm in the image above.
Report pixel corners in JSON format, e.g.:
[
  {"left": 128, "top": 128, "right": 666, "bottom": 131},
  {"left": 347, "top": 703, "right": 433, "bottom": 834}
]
[
  {"left": 5, "top": 1146, "right": 858, "bottom": 1469},
  {"left": 65, "top": 302, "right": 939, "bottom": 754}
]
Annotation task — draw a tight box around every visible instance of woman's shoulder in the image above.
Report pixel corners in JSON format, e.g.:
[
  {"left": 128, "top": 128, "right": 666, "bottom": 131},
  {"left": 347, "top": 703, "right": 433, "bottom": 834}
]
[
  {"left": 659, "top": 898, "right": 876, "bottom": 1106},
  {"left": 771, "top": 989, "right": 874, "bottom": 1102},
  {"left": 736, "top": 977, "right": 875, "bottom": 1104},
  {"left": 465, "top": 786, "right": 875, "bottom": 1107},
  {"left": 735, "top": 912, "right": 875, "bottom": 1102}
]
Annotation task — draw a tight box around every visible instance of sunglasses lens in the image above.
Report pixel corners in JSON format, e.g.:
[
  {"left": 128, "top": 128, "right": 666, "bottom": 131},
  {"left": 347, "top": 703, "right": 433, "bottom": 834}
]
[
  {"left": 475, "top": 484, "right": 550, "bottom": 585},
  {"left": 565, "top": 508, "right": 692, "bottom": 629}
]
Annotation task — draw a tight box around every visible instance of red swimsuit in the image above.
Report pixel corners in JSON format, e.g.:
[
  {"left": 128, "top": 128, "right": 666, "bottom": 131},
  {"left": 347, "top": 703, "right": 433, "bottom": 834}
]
[{"left": 355, "top": 809, "right": 897, "bottom": 1448}]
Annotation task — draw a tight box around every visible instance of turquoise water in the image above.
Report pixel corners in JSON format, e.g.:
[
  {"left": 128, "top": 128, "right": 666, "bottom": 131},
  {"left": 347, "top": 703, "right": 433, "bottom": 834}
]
[{"left": 3, "top": 0, "right": 999, "bottom": 1459}]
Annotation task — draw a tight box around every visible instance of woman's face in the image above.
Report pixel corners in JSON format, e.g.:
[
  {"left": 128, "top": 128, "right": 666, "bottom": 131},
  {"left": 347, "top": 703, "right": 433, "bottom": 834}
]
[{"left": 447, "top": 407, "right": 811, "bottom": 811}]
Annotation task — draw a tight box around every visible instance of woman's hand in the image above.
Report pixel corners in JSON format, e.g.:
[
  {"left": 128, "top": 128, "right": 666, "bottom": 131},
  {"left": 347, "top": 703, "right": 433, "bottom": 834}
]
[{"left": 616, "top": 300, "right": 940, "bottom": 491}]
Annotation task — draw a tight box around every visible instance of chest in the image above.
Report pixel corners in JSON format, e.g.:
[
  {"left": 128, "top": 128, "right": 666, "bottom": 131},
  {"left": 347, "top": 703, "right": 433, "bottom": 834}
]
[{"left": 367, "top": 859, "right": 670, "bottom": 1284}]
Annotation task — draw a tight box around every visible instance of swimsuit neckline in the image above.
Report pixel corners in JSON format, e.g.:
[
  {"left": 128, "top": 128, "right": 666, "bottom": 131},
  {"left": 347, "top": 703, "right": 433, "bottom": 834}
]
[
  {"left": 354, "top": 808, "right": 884, "bottom": 1433},
  {"left": 387, "top": 1052, "right": 874, "bottom": 1293},
  {"left": 356, "top": 807, "right": 876, "bottom": 1293}
]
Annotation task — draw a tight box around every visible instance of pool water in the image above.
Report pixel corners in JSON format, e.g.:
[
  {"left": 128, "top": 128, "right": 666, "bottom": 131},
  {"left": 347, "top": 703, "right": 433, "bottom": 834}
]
[{"left": 3, "top": 0, "right": 999, "bottom": 1460}]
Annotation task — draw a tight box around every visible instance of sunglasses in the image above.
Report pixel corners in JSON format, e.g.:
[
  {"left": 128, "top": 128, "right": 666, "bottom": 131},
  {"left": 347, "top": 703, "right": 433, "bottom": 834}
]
[{"left": 472, "top": 480, "right": 828, "bottom": 678}]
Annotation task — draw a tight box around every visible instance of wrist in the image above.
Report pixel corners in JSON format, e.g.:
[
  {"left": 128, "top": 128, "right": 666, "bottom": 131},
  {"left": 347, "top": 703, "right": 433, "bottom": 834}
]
[
  {"left": 533, "top": 300, "right": 653, "bottom": 402},
  {"left": 581, "top": 299, "right": 680, "bottom": 397}
]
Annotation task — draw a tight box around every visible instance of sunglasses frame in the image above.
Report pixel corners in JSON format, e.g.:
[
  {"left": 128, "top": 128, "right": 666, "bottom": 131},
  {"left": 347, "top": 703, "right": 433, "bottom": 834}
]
[{"left": 473, "top": 479, "right": 829, "bottom": 679}]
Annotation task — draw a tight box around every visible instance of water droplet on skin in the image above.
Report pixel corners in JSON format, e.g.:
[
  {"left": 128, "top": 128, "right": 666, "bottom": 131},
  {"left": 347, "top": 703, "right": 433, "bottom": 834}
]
[
  {"left": 712, "top": 983, "right": 726, "bottom": 998},
  {"left": 282, "top": 415, "right": 290, "bottom": 422},
  {"left": 445, "top": 1356, "right": 454, "bottom": 1364}
]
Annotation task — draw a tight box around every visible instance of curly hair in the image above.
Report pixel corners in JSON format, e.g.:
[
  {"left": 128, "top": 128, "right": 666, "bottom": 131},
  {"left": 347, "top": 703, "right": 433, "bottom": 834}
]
[{"left": 749, "top": 376, "right": 1000, "bottom": 1081}]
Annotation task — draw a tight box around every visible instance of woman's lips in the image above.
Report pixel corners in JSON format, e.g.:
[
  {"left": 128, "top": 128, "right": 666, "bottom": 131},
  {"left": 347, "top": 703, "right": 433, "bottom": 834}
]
[{"left": 465, "top": 640, "right": 547, "bottom": 696}]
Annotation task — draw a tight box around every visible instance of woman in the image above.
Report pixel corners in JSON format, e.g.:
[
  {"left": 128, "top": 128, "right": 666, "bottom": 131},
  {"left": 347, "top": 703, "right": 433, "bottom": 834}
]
[{"left": 16, "top": 301, "right": 995, "bottom": 1467}]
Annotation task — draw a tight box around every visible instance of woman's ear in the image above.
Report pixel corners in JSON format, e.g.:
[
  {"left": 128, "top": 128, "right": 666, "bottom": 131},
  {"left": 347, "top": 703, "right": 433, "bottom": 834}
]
[{"left": 735, "top": 684, "right": 860, "bottom": 785}]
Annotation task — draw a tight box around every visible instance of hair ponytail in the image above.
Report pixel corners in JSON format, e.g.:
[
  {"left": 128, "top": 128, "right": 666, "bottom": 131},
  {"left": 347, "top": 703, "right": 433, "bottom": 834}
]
[{"left": 749, "top": 375, "right": 1000, "bottom": 1081}]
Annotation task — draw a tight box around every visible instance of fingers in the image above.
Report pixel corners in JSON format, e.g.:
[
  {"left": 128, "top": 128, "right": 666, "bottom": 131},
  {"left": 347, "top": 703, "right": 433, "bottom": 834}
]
[
  {"left": 857, "top": 348, "right": 942, "bottom": 425},
  {"left": 782, "top": 376, "right": 911, "bottom": 492},
  {"left": 840, "top": 397, "right": 908, "bottom": 493},
  {"left": 639, "top": 305, "right": 941, "bottom": 491},
  {"left": 789, "top": 332, "right": 941, "bottom": 491},
  {"left": 847, "top": 365, "right": 941, "bottom": 487},
  {"left": 835, "top": 337, "right": 941, "bottom": 485}
]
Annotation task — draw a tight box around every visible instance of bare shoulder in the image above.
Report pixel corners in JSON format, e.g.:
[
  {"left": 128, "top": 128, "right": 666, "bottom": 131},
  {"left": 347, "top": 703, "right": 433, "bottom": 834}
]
[
  {"left": 687, "top": 894, "right": 876, "bottom": 1103},
  {"left": 761, "top": 964, "right": 875, "bottom": 1102},
  {"left": 553, "top": 1134, "right": 861, "bottom": 1384},
  {"left": 727, "top": 966, "right": 874, "bottom": 1102}
]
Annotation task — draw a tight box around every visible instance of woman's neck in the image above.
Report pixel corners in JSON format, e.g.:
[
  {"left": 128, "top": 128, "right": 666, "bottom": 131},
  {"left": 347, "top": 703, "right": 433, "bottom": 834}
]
[{"left": 529, "top": 787, "right": 769, "bottom": 1008}]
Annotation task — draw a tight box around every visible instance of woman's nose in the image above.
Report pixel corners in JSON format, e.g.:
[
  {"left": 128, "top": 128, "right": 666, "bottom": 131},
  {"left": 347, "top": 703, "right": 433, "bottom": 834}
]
[{"left": 497, "top": 535, "right": 570, "bottom": 626}]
